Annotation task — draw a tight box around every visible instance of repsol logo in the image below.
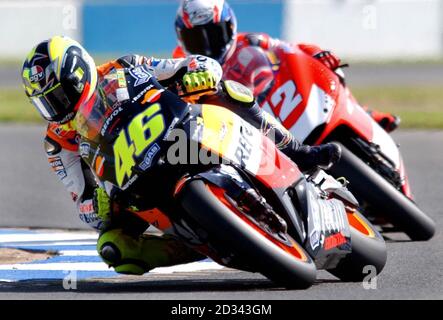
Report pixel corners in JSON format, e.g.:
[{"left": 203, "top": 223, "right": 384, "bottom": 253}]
[
  {"left": 235, "top": 125, "right": 253, "bottom": 166},
  {"left": 101, "top": 106, "right": 123, "bottom": 135}
]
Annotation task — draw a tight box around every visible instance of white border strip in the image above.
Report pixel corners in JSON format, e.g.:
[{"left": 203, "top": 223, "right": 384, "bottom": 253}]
[
  {"left": 0, "top": 233, "right": 98, "bottom": 243},
  {"left": 0, "top": 261, "right": 224, "bottom": 273}
]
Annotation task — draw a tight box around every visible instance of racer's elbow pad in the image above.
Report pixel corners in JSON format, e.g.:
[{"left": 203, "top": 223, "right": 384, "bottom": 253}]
[{"left": 44, "top": 136, "right": 62, "bottom": 156}]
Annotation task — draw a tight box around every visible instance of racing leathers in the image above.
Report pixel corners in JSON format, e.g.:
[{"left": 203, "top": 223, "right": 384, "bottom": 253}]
[
  {"left": 44, "top": 54, "right": 339, "bottom": 274},
  {"left": 173, "top": 32, "right": 400, "bottom": 132}
]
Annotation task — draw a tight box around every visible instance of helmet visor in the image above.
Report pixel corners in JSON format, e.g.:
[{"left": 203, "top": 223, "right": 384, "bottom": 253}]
[
  {"left": 30, "top": 82, "right": 72, "bottom": 122},
  {"left": 179, "top": 21, "right": 234, "bottom": 61}
]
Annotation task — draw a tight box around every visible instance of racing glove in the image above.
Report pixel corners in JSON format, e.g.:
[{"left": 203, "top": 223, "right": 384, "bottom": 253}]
[
  {"left": 182, "top": 69, "right": 218, "bottom": 95},
  {"left": 92, "top": 187, "right": 111, "bottom": 223},
  {"left": 299, "top": 44, "right": 342, "bottom": 71},
  {"left": 313, "top": 50, "right": 342, "bottom": 71}
]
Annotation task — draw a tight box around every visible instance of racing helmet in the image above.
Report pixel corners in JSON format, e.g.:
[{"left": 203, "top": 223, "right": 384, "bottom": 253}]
[
  {"left": 22, "top": 36, "right": 97, "bottom": 123},
  {"left": 175, "top": 0, "right": 237, "bottom": 64}
]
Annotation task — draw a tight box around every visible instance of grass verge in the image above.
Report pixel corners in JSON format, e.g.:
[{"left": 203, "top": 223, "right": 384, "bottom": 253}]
[
  {"left": 0, "top": 88, "right": 43, "bottom": 123},
  {"left": 1, "top": 85, "right": 443, "bottom": 128},
  {"left": 351, "top": 85, "right": 443, "bottom": 129}
]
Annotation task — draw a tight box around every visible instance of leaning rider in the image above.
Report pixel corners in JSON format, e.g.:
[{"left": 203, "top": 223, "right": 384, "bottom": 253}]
[
  {"left": 21, "top": 36, "right": 340, "bottom": 274},
  {"left": 173, "top": 0, "right": 400, "bottom": 132}
]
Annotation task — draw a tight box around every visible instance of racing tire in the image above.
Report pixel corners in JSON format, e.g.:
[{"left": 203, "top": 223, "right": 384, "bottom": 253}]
[
  {"left": 328, "top": 211, "right": 387, "bottom": 282},
  {"left": 179, "top": 179, "right": 317, "bottom": 289},
  {"left": 329, "top": 143, "right": 435, "bottom": 241}
]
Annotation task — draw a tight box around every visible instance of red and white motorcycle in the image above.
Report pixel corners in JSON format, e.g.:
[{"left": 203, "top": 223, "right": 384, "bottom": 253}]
[{"left": 244, "top": 45, "right": 435, "bottom": 241}]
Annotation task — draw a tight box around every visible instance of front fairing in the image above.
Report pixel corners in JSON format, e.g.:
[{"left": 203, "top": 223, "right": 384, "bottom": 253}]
[{"left": 75, "top": 66, "right": 189, "bottom": 190}]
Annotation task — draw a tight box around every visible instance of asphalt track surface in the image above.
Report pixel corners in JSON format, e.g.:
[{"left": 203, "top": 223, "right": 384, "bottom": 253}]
[{"left": 0, "top": 126, "right": 441, "bottom": 299}]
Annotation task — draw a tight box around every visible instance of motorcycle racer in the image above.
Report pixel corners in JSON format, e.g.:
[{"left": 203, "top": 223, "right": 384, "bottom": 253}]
[
  {"left": 22, "top": 36, "right": 340, "bottom": 275},
  {"left": 173, "top": 0, "right": 400, "bottom": 133}
]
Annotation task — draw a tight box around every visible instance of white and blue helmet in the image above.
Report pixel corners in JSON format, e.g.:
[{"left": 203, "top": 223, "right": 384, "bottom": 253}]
[{"left": 175, "top": 0, "right": 238, "bottom": 64}]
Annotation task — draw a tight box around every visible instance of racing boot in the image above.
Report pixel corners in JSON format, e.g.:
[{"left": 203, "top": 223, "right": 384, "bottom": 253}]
[
  {"left": 367, "top": 108, "right": 401, "bottom": 133},
  {"left": 285, "top": 142, "right": 342, "bottom": 173},
  {"left": 97, "top": 228, "right": 204, "bottom": 275}
]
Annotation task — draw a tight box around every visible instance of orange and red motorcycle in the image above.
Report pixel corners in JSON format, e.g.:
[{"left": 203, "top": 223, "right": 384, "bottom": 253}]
[{"left": 76, "top": 68, "right": 386, "bottom": 288}]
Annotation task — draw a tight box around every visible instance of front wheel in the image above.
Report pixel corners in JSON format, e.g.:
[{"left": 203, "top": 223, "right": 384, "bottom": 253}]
[
  {"left": 329, "top": 143, "right": 435, "bottom": 241},
  {"left": 178, "top": 179, "right": 317, "bottom": 289},
  {"left": 328, "top": 211, "right": 387, "bottom": 281}
]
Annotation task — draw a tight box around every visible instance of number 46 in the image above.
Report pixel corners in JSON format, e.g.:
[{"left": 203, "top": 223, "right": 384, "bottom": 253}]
[{"left": 113, "top": 103, "right": 165, "bottom": 187}]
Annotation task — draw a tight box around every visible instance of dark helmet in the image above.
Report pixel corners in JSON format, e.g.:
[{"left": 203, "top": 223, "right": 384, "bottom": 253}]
[
  {"left": 175, "top": 0, "right": 237, "bottom": 64},
  {"left": 22, "top": 36, "right": 97, "bottom": 123}
]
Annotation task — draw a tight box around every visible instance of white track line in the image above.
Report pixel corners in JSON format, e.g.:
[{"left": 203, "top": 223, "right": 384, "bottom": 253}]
[
  {"left": 59, "top": 250, "right": 98, "bottom": 256},
  {"left": 0, "top": 262, "right": 110, "bottom": 271},
  {"left": 0, "top": 233, "right": 98, "bottom": 243},
  {"left": 151, "top": 261, "right": 224, "bottom": 274},
  {"left": 2, "top": 241, "right": 98, "bottom": 247},
  {"left": 0, "top": 261, "right": 224, "bottom": 273}
]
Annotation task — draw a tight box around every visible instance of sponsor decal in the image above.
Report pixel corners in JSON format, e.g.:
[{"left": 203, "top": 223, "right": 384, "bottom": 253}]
[
  {"left": 95, "top": 155, "right": 105, "bottom": 177},
  {"left": 324, "top": 232, "right": 347, "bottom": 251},
  {"left": 29, "top": 65, "right": 44, "bottom": 83},
  {"left": 189, "top": 8, "right": 213, "bottom": 25},
  {"left": 79, "top": 201, "right": 94, "bottom": 214},
  {"left": 116, "top": 69, "right": 127, "bottom": 88},
  {"left": 139, "top": 143, "right": 161, "bottom": 171},
  {"left": 104, "top": 73, "right": 117, "bottom": 81},
  {"left": 132, "top": 84, "right": 154, "bottom": 103},
  {"left": 309, "top": 229, "right": 320, "bottom": 251},
  {"left": 129, "top": 66, "right": 152, "bottom": 87},
  {"left": 79, "top": 212, "right": 99, "bottom": 225},
  {"left": 116, "top": 87, "right": 130, "bottom": 102},
  {"left": 141, "top": 88, "right": 164, "bottom": 105},
  {"left": 122, "top": 174, "right": 139, "bottom": 190},
  {"left": 188, "top": 56, "right": 208, "bottom": 71},
  {"left": 56, "top": 170, "right": 67, "bottom": 179},
  {"left": 196, "top": 56, "right": 208, "bottom": 62},
  {"left": 235, "top": 124, "right": 253, "bottom": 166},
  {"left": 150, "top": 58, "right": 161, "bottom": 67},
  {"left": 49, "top": 156, "right": 67, "bottom": 179},
  {"left": 79, "top": 142, "right": 90, "bottom": 158},
  {"left": 49, "top": 157, "right": 65, "bottom": 170},
  {"left": 101, "top": 106, "right": 123, "bottom": 136},
  {"left": 52, "top": 122, "right": 75, "bottom": 137},
  {"left": 57, "top": 112, "right": 76, "bottom": 126},
  {"left": 188, "top": 58, "right": 198, "bottom": 71}
]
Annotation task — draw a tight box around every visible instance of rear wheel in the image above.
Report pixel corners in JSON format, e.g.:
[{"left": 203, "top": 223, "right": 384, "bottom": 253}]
[
  {"left": 328, "top": 211, "right": 387, "bottom": 281},
  {"left": 329, "top": 143, "right": 435, "bottom": 241},
  {"left": 179, "top": 179, "right": 317, "bottom": 289}
]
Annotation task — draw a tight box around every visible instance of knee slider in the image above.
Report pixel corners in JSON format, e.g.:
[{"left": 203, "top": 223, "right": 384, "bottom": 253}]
[{"left": 97, "top": 229, "right": 150, "bottom": 275}]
